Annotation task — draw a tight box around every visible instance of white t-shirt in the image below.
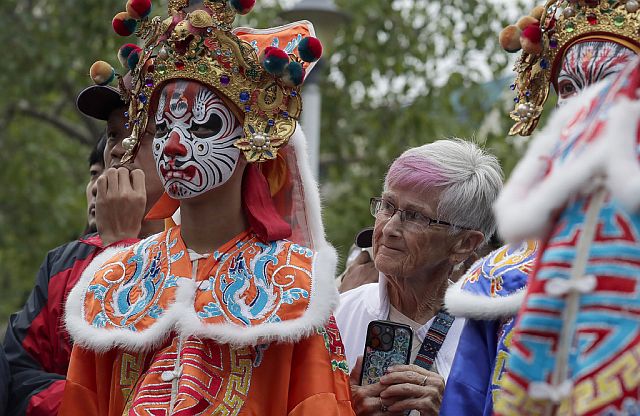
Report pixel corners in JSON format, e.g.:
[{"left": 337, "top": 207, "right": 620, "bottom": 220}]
[{"left": 334, "top": 274, "right": 465, "bottom": 382}]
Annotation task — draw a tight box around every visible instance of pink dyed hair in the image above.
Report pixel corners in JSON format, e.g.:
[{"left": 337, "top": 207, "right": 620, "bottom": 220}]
[{"left": 383, "top": 139, "right": 504, "bottom": 239}]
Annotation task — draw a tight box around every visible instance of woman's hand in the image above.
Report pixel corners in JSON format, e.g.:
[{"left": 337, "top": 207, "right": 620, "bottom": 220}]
[
  {"left": 349, "top": 357, "right": 405, "bottom": 416},
  {"left": 379, "top": 365, "right": 444, "bottom": 416}
]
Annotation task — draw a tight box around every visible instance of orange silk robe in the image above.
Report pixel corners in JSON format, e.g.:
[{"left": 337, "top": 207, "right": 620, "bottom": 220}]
[{"left": 60, "top": 227, "right": 354, "bottom": 415}]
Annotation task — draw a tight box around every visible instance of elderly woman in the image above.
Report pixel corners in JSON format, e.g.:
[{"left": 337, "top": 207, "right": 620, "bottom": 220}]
[{"left": 335, "top": 139, "right": 503, "bottom": 415}]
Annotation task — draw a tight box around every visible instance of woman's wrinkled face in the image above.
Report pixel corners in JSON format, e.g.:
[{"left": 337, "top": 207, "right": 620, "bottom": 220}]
[
  {"left": 153, "top": 80, "right": 242, "bottom": 199},
  {"left": 372, "top": 184, "right": 455, "bottom": 280},
  {"left": 557, "top": 41, "right": 635, "bottom": 106}
]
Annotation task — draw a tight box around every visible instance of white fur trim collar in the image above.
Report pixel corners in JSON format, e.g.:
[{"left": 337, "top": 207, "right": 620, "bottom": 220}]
[
  {"left": 65, "top": 240, "right": 339, "bottom": 351},
  {"left": 444, "top": 277, "right": 526, "bottom": 320}
]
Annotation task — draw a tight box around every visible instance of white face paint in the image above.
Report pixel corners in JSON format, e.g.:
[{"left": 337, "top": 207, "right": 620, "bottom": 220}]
[
  {"left": 153, "top": 80, "right": 242, "bottom": 199},
  {"left": 557, "top": 41, "right": 635, "bottom": 106}
]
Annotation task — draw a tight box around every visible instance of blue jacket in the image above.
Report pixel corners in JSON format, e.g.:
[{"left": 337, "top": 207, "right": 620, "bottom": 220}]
[{"left": 441, "top": 241, "right": 537, "bottom": 416}]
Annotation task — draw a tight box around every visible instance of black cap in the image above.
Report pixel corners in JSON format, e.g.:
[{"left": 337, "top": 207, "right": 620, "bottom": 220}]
[
  {"left": 76, "top": 72, "right": 133, "bottom": 121},
  {"left": 76, "top": 85, "right": 125, "bottom": 121},
  {"left": 355, "top": 227, "right": 373, "bottom": 248}
]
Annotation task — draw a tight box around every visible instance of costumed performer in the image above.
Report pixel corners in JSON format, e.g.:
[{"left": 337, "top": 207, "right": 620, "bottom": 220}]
[
  {"left": 59, "top": 0, "right": 355, "bottom": 414},
  {"left": 441, "top": 1, "right": 640, "bottom": 415}
]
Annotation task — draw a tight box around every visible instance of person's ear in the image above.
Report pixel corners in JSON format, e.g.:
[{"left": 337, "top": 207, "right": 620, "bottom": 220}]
[{"left": 449, "top": 230, "right": 484, "bottom": 265}]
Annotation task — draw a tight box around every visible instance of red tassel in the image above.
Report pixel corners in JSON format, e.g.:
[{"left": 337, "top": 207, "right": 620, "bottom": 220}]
[{"left": 242, "top": 164, "right": 292, "bottom": 241}]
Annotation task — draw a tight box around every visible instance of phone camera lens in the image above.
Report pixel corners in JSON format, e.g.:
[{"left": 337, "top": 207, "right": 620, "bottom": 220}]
[{"left": 381, "top": 333, "right": 392, "bottom": 345}]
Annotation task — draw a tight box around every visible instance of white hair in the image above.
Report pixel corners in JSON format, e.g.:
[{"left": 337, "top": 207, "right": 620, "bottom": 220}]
[{"left": 384, "top": 138, "right": 504, "bottom": 241}]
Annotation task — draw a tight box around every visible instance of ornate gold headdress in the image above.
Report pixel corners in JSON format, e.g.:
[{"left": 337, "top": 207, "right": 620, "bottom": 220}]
[
  {"left": 500, "top": 0, "right": 640, "bottom": 136},
  {"left": 89, "top": 0, "right": 323, "bottom": 163}
]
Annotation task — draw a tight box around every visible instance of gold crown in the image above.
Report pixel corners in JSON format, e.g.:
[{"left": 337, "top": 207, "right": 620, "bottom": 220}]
[
  {"left": 91, "top": 0, "right": 322, "bottom": 163},
  {"left": 500, "top": 0, "right": 640, "bottom": 136}
]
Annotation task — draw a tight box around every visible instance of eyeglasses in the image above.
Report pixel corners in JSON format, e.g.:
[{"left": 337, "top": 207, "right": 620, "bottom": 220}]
[{"left": 369, "top": 197, "right": 457, "bottom": 229}]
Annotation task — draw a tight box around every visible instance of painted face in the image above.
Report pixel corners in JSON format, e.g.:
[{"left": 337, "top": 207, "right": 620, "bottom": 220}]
[
  {"left": 557, "top": 41, "right": 635, "bottom": 105},
  {"left": 153, "top": 80, "right": 242, "bottom": 199}
]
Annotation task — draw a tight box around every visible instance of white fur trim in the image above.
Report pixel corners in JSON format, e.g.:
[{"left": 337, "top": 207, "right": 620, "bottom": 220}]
[
  {"left": 65, "top": 242, "right": 180, "bottom": 352},
  {"left": 66, "top": 242, "right": 338, "bottom": 350},
  {"left": 444, "top": 277, "right": 526, "bottom": 319},
  {"left": 495, "top": 75, "right": 640, "bottom": 243}
]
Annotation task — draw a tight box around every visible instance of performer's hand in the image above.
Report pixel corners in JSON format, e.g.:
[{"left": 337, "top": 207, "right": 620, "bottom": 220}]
[
  {"left": 379, "top": 364, "right": 444, "bottom": 416},
  {"left": 96, "top": 167, "right": 147, "bottom": 246},
  {"left": 349, "top": 357, "right": 405, "bottom": 416},
  {"left": 339, "top": 251, "right": 378, "bottom": 293}
]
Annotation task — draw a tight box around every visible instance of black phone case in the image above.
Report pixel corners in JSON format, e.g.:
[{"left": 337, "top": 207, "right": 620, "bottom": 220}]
[{"left": 359, "top": 320, "right": 413, "bottom": 386}]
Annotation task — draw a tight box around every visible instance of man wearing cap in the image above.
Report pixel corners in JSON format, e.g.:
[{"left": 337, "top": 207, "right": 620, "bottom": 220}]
[{"left": 2, "top": 75, "right": 163, "bottom": 416}]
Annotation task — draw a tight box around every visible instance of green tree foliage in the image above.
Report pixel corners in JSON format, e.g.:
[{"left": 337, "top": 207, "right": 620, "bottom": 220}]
[
  {"left": 318, "top": 0, "right": 530, "bottom": 262},
  {"left": 0, "top": 0, "right": 530, "bottom": 321}
]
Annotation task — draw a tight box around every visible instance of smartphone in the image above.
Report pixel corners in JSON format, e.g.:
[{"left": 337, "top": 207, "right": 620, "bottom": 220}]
[{"left": 359, "top": 320, "right": 413, "bottom": 386}]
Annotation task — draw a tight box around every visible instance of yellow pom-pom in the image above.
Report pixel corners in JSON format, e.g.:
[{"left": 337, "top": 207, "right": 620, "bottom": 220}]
[
  {"left": 90, "top": 61, "right": 115, "bottom": 85},
  {"left": 500, "top": 25, "right": 522, "bottom": 53},
  {"left": 530, "top": 5, "right": 545, "bottom": 21},
  {"left": 516, "top": 16, "right": 538, "bottom": 30}
]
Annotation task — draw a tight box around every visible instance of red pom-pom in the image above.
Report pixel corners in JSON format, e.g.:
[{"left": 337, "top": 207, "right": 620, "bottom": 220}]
[
  {"left": 230, "top": 0, "right": 255, "bottom": 15},
  {"left": 298, "top": 37, "right": 323, "bottom": 62},
  {"left": 261, "top": 47, "right": 290, "bottom": 75},
  {"left": 126, "top": 0, "right": 152, "bottom": 20},
  {"left": 521, "top": 23, "right": 542, "bottom": 43},
  {"left": 112, "top": 11, "right": 138, "bottom": 36}
]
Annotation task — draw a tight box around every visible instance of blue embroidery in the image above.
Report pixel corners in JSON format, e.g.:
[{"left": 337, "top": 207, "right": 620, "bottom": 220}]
[
  {"left": 88, "top": 284, "right": 107, "bottom": 301},
  {"left": 148, "top": 305, "right": 164, "bottom": 319},
  {"left": 197, "top": 302, "right": 223, "bottom": 319},
  {"left": 284, "top": 34, "right": 302, "bottom": 54},
  {"left": 87, "top": 230, "right": 186, "bottom": 331},
  {"left": 92, "top": 311, "right": 108, "bottom": 328},
  {"left": 291, "top": 244, "right": 313, "bottom": 258},
  {"left": 220, "top": 250, "right": 278, "bottom": 325},
  {"left": 282, "top": 288, "right": 309, "bottom": 304}
]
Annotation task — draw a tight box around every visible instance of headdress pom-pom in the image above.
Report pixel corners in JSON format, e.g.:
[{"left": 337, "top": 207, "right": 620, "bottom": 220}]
[
  {"left": 516, "top": 15, "right": 538, "bottom": 30},
  {"left": 90, "top": 61, "right": 116, "bottom": 86},
  {"left": 229, "top": 0, "right": 255, "bottom": 15},
  {"left": 127, "top": 48, "right": 142, "bottom": 71},
  {"left": 261, "top": 47, "right": 289, "bottom": 76},
  {"left": 298, "top": 37, "right": 323, "bottom": 62},
  {"left": 499, "top": 25, "right": 522, "bottom": 53},
  {"left": 113, "top": 11, "right": 138, "bottom": 36},
  {"left": 282, "top": 61, "right": 305, "bottom": 87},
  {"left": 118, "top": 43, "right": 140, "bottom": 68},
  {"left": 530, "top": 5, "right": 545, "bottom": 20},
  {"left": 521, "top": 23, "right": 543, "bottom": 55},
  {"left": 126, "top": 0, "right": 152, "bottom": 20}
]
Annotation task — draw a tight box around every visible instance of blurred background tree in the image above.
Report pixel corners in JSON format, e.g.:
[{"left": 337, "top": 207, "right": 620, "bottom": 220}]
[{"left": 0, "top": 0, "right": 533, "bottom": 324}]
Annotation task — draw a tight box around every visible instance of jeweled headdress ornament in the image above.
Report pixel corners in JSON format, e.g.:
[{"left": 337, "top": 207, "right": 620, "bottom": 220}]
[
  {"left": 499, "top": 0, "right": 640, "bottom": 136},
  {"left": 89, "top": 0, "right": 323, "bottom": 163}
]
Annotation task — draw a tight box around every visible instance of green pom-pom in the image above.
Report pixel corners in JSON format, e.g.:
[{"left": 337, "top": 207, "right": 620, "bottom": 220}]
[{"left": 282, "top": 61, "right": 305, "bottom": 87}]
